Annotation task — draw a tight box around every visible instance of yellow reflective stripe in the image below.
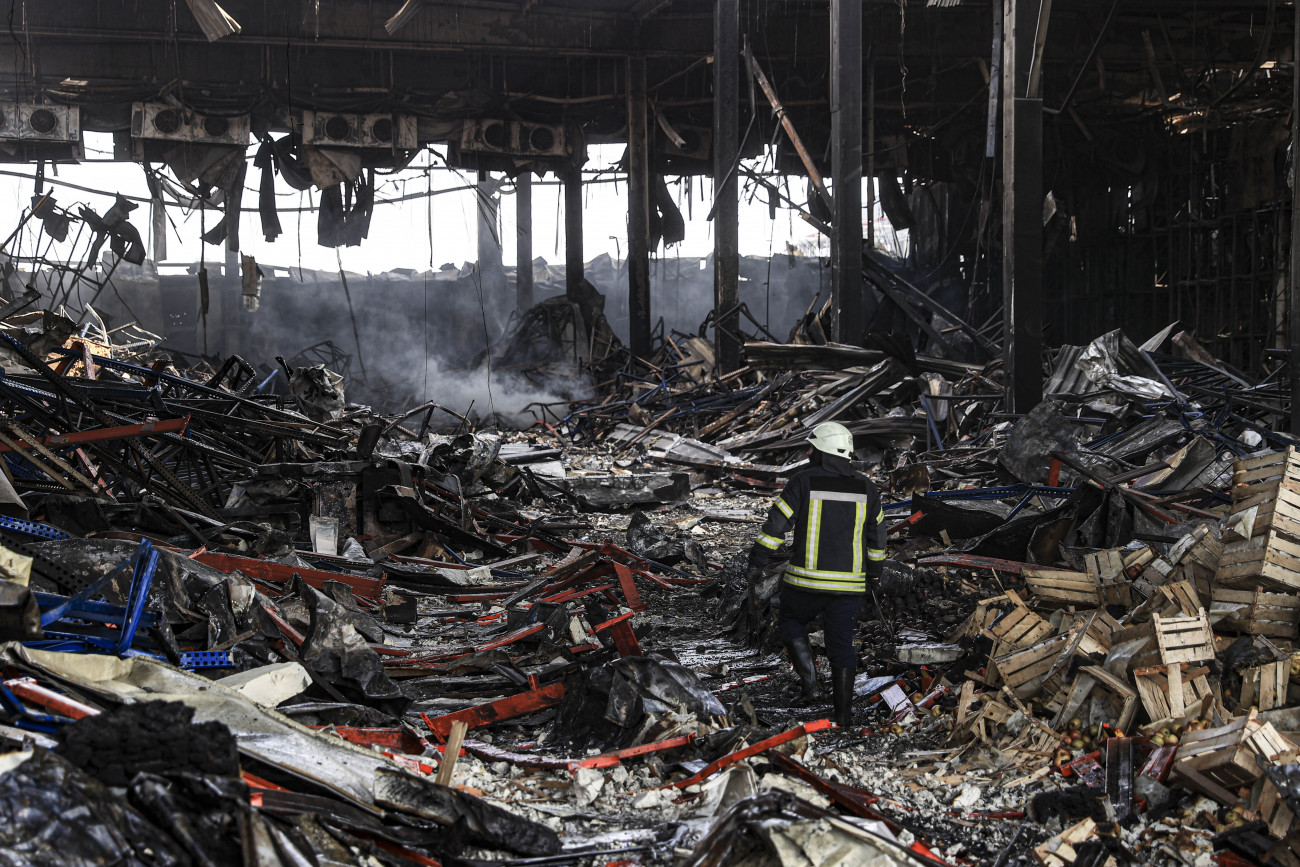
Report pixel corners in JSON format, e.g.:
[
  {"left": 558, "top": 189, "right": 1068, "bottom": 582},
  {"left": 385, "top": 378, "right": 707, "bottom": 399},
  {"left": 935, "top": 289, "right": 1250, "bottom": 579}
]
[
  {"left": 775, "top": 498, "right": 794, "bottom": 519},
  {"left": 875, "top": 508, "right": 884, "bottom": 524},
  {"left": 756, "top": 532, "right": 782, "bottom": 550},
  {"left": 805, "top": 499, "right": 822, "bottom": 569},
  {"left": 867, "top": 549, "right": 887, "bottom": 561},
  {"left": 784, "top": 573, "right": 867, "bottom": 593},
  {"left": 852, "top": 502, "right": 865, "bottom": 574},
  {"left": 785, "top": 564, "right": 867, "bottom": 580}
]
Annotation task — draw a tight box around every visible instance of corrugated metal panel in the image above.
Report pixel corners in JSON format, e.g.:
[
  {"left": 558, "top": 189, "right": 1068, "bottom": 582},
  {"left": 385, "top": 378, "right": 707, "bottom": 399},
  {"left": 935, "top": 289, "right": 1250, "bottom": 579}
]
[{"left": 1045, "top": 345, "right": 1094, "bottom": 395}]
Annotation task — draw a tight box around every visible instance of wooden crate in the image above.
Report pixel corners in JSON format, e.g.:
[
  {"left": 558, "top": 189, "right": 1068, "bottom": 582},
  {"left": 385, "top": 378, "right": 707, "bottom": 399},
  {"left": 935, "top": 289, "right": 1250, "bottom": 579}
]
[
  {"left": 1154, "top": 609, "right": 1215, "bottom": 665},
  {"left": 952, "top": 693, "right": 1014, "bottom": 744},
  {"left": 1213, "top": 587, "right": 1300, "bottom": 640},
  {"left": 949, "top": 593, "right": 1011, "bottom": 642},
  {"left": 1232, "top": 449, "right": 1300, "bottom": 507},
  {"left": 1178, "top": 531, "right": 1225, "bottom": 602},
  {"left": 985, "top": 603, "right": 1052, "bottom": 651},
  {"left": 1124, "top": 546, "right": 1157, "bottom": 576},
  {"left": 1055, "top": 609, "right": 1119, "bottom": 656},
  {"left": 1024, "top": 568, "right": 1099, "bottom": 608},
  {"left": 1097, "top": 577, "right": 1134, "bottom": 608},
  {"left": 1135, "top": 526, "right": 1223, "bottom": 601},
  {"left": 1053, "top": 665, "right": 1138, "bottom": 735},
  {"left": 1172, "top": 710, "right": 1296, "bottom": 799},
  {"left": 1155, "top": 580, "right": 1202, "bottom": 618},
  {"left": 1087, "top": 549, "right": 1135, "bottom": 607},
  {"left": 1133, "top": 663, "right": 1212, "bottom": 723},
  {"left": 1217, "top": 533, "right": 1300, "bottom": 593},
  {"left": 995, "top": 631, "right": 1077, "bottom": 700},
  {"left": 1254, "top": 773, "right": 1297, "bottom": 840},
  {"left": 1218, "top": 449, "right": 1300, "bottom": 591},
  {"left": 1240, "top": 661, "right": 1291, "bottom": 712},
  {"left": 1086, "top": 549, "right": 1125, "bottom": 582}
]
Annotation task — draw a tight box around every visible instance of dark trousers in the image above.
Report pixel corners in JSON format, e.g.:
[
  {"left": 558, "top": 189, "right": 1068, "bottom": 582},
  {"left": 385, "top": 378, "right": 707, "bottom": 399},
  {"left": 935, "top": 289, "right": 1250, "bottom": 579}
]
[{"left": 777, "top": 584, "right": 863, "bottom": 669}]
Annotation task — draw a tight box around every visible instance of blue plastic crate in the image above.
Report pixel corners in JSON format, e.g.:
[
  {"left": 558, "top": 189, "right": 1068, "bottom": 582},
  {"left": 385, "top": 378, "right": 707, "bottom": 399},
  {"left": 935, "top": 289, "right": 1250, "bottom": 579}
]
[{"left": 179, "top": 650, "right": 233, "bottom": 670}]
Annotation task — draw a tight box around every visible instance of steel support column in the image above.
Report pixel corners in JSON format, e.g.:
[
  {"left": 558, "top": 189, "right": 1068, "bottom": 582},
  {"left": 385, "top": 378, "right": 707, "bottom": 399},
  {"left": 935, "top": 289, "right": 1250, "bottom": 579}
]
[
  {"left": 1001, "top": 0, "right": 1043, "bottom": 412},
  {"left": 712, "top": 0, "right": 741, "bottom": 373},
  {"left": 866, "top": 57, "right": 876, "bottom": 251},
  {"left": 626, "top": 56, "right": 652, "bottom": 359},
  {"left": 1292, "top": 0, "right": 1300, "bottom": 433},
  {"left": 516, "top": 172, "right": 534, "bottom": 312},
  {"left": 829, "top": 0, "right": 863, "bottom": 344},
  {"left": 564, "top": 165, "right": 584, "bottom": 297},
  {"left": 476, "top": 171, "right": 507, "bottom": 309}
]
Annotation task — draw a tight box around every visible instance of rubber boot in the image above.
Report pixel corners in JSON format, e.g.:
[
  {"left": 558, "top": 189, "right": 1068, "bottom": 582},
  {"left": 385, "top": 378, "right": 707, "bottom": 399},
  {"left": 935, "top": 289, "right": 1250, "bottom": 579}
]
[
  {"left": 784, "top": 636, "right": 821, "bottom": 703},
  {"left": 831, "top": 667, "right": 855, "bottom": 729}
]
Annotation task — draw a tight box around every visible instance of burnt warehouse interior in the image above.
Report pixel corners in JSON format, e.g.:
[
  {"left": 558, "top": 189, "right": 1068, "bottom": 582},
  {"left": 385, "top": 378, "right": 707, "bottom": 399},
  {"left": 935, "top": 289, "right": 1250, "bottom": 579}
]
[{"left": 4, "top": 2, "right": 1300, "bottom": 866}]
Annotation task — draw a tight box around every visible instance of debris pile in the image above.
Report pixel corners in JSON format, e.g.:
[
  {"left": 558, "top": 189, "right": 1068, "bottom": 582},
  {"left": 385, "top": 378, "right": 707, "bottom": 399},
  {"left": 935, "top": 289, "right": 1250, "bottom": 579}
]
[{"left": 5, "top": 264, "right": 1300, "bottom": 866}]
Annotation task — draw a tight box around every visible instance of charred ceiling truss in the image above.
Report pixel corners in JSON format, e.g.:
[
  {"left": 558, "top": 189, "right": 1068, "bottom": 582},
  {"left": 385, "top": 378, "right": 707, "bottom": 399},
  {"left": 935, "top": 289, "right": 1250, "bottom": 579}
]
[
  {"left": 0, "top": 1, "right": 1295, "bottom": 399},
  {"left": 0, "top": 1, "right": 1286, "bottom": 177}
]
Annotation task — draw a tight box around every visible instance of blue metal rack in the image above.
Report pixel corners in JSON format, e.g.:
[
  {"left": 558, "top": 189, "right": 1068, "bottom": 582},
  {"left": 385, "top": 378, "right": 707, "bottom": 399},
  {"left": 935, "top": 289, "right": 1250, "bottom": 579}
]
[
  {"left": 0, "top": 515, "right": 72, "bottom": 541},
  {"left": 179, "top": 650, "right": 234, "bottom": 669},
  {"left": 26, "top": 539, "right": 160, "bottom": 656}
]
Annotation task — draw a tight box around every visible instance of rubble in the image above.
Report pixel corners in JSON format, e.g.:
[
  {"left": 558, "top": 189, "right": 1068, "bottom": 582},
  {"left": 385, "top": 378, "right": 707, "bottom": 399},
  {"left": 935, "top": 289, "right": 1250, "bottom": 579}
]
[{"left": 5, "top": 252, "right": 1300, "bottom": 867}]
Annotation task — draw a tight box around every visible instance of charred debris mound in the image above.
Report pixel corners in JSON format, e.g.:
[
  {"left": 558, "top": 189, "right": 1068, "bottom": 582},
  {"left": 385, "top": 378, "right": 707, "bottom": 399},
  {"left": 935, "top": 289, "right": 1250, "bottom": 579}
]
[{"left": 1, "top": 303, "right": 1300, "bottom": 866}]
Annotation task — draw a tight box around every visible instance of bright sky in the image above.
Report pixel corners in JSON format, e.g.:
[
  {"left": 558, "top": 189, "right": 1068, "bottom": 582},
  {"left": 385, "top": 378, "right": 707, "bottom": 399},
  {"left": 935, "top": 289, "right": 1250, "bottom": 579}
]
[{"left": 0, "top": 133, "right": 900, "bottom": 275}]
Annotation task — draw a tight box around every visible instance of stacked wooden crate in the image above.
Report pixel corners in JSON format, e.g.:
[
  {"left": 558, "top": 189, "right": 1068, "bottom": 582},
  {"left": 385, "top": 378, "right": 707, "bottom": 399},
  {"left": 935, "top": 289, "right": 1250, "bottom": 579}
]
[
  {"left": 1217, "top": 448, "right": 1300, "bottom": 595},
  {"left": 1135, "top": 523, "right": 1224, "bottom": 601},
  {"left": 1212, "top": 587, "right": 1300, "bottom": 640}
]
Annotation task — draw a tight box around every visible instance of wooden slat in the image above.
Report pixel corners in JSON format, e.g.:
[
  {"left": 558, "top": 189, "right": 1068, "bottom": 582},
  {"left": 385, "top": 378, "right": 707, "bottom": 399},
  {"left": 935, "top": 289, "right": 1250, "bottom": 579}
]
[
  {"left": 1168, "top": 663, "right": 1185, "bottom": 717},
  {"left": 1258, "top": 777, "right": 1295, "bottom": 840},
  {"left": 1234, "top": 449, "right": 1291, "bottom": 475},
  {"left": 994, "top": 632, "right": 1075, "bottom": 698},
  {"left": 989, "top": 605, "right": 1052, "bottom": 648},
  {"left": 1024, "top": 568, "right": 1099, "bottom": 607},
  {"left": 1154, "top": 609, "right": 1215, "bottom": 665},
  {"left": 1157, "top": 580, "right": 1201, "bottom": 616}
]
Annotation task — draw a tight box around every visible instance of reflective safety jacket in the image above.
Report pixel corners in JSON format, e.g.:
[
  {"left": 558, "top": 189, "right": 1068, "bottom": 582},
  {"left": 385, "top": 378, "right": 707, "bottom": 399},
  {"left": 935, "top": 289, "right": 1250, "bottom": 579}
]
[{"left": 748, "top": 455, "right": 886, "bottom": 594}]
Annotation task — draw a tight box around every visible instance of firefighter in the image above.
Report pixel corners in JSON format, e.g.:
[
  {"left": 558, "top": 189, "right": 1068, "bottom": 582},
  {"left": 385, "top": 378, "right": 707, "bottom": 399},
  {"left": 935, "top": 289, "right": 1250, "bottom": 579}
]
[{"left": 744, "top": 421, "right": 886, "bottom": 728}]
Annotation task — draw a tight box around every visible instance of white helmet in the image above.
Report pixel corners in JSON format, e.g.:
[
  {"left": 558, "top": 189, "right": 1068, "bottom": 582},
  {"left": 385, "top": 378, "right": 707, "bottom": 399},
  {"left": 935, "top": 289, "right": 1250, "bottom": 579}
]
[{"left": 807, "top": 422, "right": 853, "bottom": 458}]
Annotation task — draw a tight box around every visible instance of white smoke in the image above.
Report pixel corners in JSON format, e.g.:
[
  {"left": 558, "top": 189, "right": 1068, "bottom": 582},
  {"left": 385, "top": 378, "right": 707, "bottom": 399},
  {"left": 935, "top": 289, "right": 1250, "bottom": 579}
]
[{"left": 410, "top": 359, "right": 593, "bottom": 430}]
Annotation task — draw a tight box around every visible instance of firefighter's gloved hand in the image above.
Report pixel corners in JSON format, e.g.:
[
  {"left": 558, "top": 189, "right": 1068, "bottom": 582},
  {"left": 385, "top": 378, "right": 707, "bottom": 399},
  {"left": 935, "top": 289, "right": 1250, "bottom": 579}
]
[{"left": 744, "top": 563, "right": 764, "bottom": 586}]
